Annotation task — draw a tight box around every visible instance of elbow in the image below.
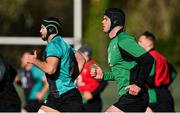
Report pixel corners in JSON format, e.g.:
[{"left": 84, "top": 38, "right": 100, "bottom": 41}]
[{"left": 46, "top": 67, "right": 56, "bottom": 75}]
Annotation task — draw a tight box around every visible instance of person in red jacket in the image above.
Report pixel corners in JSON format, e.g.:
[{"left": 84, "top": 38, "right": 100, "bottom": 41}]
[
  {"left": 138, "top": 31, "right": 177, "bottom": 112},
  {"left": 75, "top": 44, "right": 108, "bottom": 112}
]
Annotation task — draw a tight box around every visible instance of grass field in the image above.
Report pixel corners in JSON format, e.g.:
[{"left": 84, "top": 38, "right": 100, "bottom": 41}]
[{"left": 172, "top": 74, "right": 180, "bottom": 111}]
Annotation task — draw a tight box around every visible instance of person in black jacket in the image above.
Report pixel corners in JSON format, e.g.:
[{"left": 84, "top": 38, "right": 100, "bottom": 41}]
[{"left": 0, "top": 54, "right": 21, "bottom": 112}]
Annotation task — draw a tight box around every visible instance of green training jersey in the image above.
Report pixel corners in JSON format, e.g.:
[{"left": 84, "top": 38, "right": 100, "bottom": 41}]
[
  {"left": 45, "top": 35, "right": 76, "bottom": 97},
  {"left": 103, "top": 32, "right": 154, "bottom": 96},
  {"left": 29, "top": 65, "right": 45, "bottom": 100}
]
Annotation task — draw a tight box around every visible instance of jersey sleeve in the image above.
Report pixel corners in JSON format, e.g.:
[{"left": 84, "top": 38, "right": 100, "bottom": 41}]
[
  {"left": 119, "top": 38, "right": 147, "bottom": 57},
  {"left": 118, "top": 38, "right": 154, "bottom": 88},
  {"left": 46, "top": 41, "right": 62, "bottom": 58},
  {"left": 32, "top": 66, "right": 45, "bottom": 80},
  {"left": 91, "top": 80, "right": 108, "bottom": 96},
  {"left": 103, "top": 70, "right": 115, "bottom": 81},
  {"left": 71, "top": 47, "right": 76, "bottom": 53}
]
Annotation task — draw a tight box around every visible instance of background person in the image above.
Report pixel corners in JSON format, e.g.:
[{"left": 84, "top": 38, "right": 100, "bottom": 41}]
[
  {"left": 0, "top": 54, "right": 21, "bottom": 112},
  {"left": 138, "top": 31, "right": 177, "bottom": 112},
  {"left": 18, "top": 52, "right": 49, "bottom": 112},
  {"left": 76, "top": 44, "right": 108, "bottom": 112}
]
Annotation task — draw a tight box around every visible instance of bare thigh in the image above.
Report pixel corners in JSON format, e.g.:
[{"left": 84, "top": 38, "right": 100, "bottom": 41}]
[
  {"left": 145, "top": 106, "right": 154, "bottom": 113},
  {"left": 37, "top": 105, "right": 60, "bottom": 113},
  {"left": 105, "top": 105, "right": 124, "bottom": 113}
]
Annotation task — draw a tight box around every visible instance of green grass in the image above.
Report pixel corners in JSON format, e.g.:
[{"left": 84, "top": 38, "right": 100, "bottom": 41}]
[
  {"left": 101, "top": 81, "right": 119, "bottom": 111},
  {"left": 172, "top": 74, "right": 180, "bottom": 112}
]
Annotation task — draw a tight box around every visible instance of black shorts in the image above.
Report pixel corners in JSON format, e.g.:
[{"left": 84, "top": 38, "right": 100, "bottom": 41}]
[
  {"left": 113, "top": 92, "right": 149, "bottom": 112},
  {"left": 43, "top": 88, "right": 84, "bottom": 112},
  {"left": 24, "top": 100, "right": 42, "bottom": 112},
  {"left": 0, "top": 102, "right": 21, "bottom": 112},
  {"left": 83, "top": 96, "right": 102, "bottom": 112},
  {"left": 149, "top": 87, "right": 174, "bottom": 112}
]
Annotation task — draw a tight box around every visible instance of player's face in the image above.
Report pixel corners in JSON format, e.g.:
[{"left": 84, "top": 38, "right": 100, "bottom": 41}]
[
  {"left": 138, "top": 35, "right": 148, "bottom": 48},
  {"left": 81, "top": 53, "right": 89, "bottom": 62},
  {"left": 20, "top": 53, "right": 29, "bottom": 68},
  {"left": 40, "top": 25, "right": 47, "bottom": 40},
  {"left": 102, "top": 16, "right": 111, "bottom": 33}
]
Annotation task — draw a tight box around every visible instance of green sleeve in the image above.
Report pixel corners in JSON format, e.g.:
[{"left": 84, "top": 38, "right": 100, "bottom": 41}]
[
  {"left": 118, "top": 37, "right": 154, "bottom": 88},
  {"left": 103, "top": 71, "right": 114, "bottom": 81},
  {"left": 119, "top": 37, "right": 147, "bottom": 57}
]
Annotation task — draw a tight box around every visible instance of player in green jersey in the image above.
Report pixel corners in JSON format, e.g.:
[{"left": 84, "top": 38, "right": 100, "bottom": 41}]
[{"left": 91, "top": 8, "right": 154, "bottom": 112}]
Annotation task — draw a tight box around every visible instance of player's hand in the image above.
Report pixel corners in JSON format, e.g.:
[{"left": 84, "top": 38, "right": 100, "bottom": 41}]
[
  {"left": 36, "top": 92, "right": 43, "bottom": 101},
  {"left": 83, "top": 91, "right": 93, "bottom": 100},
  {"left": 125, "top": 84, "right": 141, "bottom": 95},
  {"left": 90, "top": 64, "right": 103, "bottom": 79},
  {"left": 26, "top": 50, "right": 38, "bottom": 64},
  {"left": 33, "top": 50, "right": 38, "bottom": 58}
]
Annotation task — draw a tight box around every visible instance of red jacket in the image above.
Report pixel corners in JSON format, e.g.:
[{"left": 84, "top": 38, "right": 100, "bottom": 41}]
[
  {"left": 149, "top": 49, "right": 170, "bottom": 87},
  {"left": 76, "top": 60, "right": 99, "bottom": 93}
]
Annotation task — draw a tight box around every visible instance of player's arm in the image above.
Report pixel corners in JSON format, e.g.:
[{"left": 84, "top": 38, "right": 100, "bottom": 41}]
[
  {"left": 119, "top": 39, "right": 154, "bottom": 88},
  {"left": 36, "top": 76, "right": 49, "bottom": 100},
  {"left": 91, "top": 80, "right": 108, "bottom": 96},
  {"left": 33, "top": 57, "right": 58, "bottom": 75},
  {"left": 27, "top": 50, "right": 59, "bottom": 75},
  {"left": 134, "top": 53, "right": 154, "bottom": 87},
  {"left": 103, "top": 71, "right": 115, "bottom": 81},
  {"left": 75, "top": 51, "right": 86, "bottom": 72}
]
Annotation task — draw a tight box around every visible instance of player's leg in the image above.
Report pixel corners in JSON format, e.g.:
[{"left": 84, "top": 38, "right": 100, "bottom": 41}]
[
  {"left": 38, "top": 105, "right": 60, "bottom": 113},
  {"left": 105, "top": 105, "right": 124, "bottom": 113},
  {"left": 145, "top": 106, "right": 154, "bottom": 113}
]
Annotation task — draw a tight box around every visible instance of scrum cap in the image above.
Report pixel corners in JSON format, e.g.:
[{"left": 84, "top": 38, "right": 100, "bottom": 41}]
[
  {"left": 104, "top": 8, "right": 125, "bottom": 32},
  {"left": 41, "top": 17, "right": 62, "bottom": 40}
]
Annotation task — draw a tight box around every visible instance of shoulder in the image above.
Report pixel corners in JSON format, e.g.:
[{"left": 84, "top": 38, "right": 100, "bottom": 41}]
[
  {"left": 46, "top": 36, "right": 63, "bottom": 51},
  {"left": 48, "top": 36, "right": 62, "bottom": 46},
  {"left": 88, "top": 60, "right": 96, "bottom": 65},
  {"left": 150, "top": 50, "right": 167, "bottom": 60},
  {"left": 117, "top": 32, "right": 136, "bottom": 45},
  {"left": 32, "top": 65, "right": 44, "bottom": 76}
]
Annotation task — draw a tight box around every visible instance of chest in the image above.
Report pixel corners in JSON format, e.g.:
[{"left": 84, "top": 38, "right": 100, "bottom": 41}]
[{"left": 108, "top": 39, "right": 122, "bottom": 66}]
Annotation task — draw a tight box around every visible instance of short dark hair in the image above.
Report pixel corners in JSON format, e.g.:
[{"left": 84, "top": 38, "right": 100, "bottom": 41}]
[
  {"left": 78, "top": 44, "right": 92, "bottom": 59},
  {"left": 141, "top": 31, "right": 156, "bottom": 42}
]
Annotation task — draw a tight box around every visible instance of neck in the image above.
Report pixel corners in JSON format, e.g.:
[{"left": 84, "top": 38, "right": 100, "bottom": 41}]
[
  {"left": 145, "top": 44, "right": 154, "bottom": 51},
  {"left": 47, "top": 34, "right": 57, "bottom": 42},
  {"left": 109, "top": 26, "right": 122, "bottom": 39},
  {"left": 25, "top": 64, "right": 32, "bottom": 70}
]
